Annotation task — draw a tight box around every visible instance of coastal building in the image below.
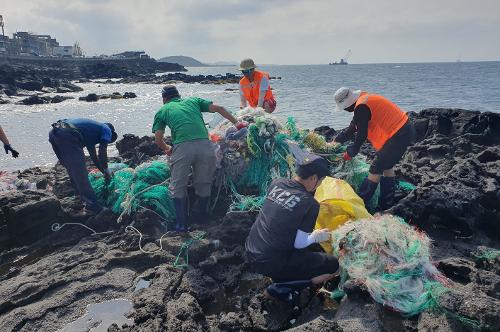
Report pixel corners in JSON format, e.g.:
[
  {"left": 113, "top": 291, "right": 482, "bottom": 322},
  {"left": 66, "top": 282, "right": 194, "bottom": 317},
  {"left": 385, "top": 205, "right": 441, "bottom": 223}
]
[
  {"left": 53, "top": 45, "right": 74, "bottom": 57},
  {"left": 0, "top": 15, "right": 6, "bottom": 54},
  {"left": 0, "top": 35, "right": 7, "bottom": 55},
  {"left": 11, "top": 32, "right": 60, "bottom": 56},
  {"left": 112, "top": 51, "right": 150, "bottom": 59}
]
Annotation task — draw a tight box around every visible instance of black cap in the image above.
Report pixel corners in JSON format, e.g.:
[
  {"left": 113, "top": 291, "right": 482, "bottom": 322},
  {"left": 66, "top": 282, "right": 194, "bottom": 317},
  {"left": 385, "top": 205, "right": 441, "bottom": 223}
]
[
  {"left": 105, "top": 122, "right": 118, "bottom": 142},
  {"left": 296, "top": 155, "right": 330, "bottom": 179},
  {"left": 161, "top": 85, "right": 180, "bottom": 99},
  {"left": 105, "top": 122, "right": 115, "bottom": 133}
]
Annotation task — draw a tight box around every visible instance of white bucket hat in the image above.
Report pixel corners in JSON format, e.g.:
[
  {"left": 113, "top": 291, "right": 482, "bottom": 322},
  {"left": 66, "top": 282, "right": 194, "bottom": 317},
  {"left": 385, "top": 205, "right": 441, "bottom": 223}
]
[
  {"left": 239, "top": 58, "right": 256, "bottom": 71},
  {"left": 334, "top": 87, "right": 361, "bottom": 112}
]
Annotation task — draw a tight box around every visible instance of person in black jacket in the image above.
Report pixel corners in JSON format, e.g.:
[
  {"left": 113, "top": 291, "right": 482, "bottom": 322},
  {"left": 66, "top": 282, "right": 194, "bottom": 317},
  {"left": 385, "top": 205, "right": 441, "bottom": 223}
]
[{"left": 245, "top": 155, "right": 338, "bottom": 302}]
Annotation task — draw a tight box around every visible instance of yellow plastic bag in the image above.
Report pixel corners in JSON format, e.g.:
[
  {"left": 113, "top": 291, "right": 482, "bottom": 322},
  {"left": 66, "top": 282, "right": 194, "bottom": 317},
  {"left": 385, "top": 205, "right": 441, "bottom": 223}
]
[{"left": 314, "top": 177, "right": 372, "bottom": 253}]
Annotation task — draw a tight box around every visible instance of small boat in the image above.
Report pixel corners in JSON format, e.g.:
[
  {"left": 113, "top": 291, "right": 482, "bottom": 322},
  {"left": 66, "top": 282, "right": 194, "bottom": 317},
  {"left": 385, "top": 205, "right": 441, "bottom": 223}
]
[
  {"left": 329, "top": 49, "right": 351, "bottom": 65},
  {"left": 329, "top": 58, "right": 348, "bottom": 65}
]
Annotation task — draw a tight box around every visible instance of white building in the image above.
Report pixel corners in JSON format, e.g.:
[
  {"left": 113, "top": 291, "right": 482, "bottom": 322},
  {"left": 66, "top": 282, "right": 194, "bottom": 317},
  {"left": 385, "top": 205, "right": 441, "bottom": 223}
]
[{"left": 53, "top": 46, "right": 74, "bottom": 57}]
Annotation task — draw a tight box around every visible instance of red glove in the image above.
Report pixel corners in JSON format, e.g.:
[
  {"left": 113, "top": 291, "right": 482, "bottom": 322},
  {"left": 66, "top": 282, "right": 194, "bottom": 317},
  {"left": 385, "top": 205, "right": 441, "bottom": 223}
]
[
  {"left": 343, "top": 151, "right": 352, "bottom": 161},
  {"left": 235, "top": 121, "right": 248, "bottom": 130}
]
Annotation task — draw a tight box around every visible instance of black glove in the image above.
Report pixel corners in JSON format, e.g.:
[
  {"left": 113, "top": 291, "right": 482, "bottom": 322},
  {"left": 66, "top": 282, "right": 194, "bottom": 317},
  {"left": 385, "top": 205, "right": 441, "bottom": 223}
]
[{"left": 4, "top": 144, "right": 19, "bottom": 158}]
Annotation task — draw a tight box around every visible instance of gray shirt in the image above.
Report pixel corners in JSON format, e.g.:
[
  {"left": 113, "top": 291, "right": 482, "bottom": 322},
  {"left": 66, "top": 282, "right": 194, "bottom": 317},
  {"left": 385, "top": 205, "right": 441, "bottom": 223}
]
[{"left": 245, "top": 178, "right": 320, "bottom": 263}]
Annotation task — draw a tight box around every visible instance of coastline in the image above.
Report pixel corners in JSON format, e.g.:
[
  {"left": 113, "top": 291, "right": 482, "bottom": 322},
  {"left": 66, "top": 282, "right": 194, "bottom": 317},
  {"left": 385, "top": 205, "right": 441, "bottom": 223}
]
[{"left": 0, "top": 108, "right": 498, "bottom": 331}]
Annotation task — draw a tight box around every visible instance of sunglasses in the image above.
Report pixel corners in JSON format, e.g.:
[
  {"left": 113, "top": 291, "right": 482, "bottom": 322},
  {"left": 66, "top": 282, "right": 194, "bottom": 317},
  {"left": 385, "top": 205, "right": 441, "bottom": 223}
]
[{"left": 241, "top": 69, "right": 254, "bottom": 75}]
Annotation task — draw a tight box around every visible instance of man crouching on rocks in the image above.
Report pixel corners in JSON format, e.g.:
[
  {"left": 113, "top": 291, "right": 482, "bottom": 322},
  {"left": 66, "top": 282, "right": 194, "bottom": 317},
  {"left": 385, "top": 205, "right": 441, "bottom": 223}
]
[
  {"left": 245, "top": 155, "right": 338, "bottom": 304},
  {"left": 152, "top": 85, "right": 247, "bottom": 232},
  {"left": 49, "top": 118, "right": 117, "bottom": 218}
]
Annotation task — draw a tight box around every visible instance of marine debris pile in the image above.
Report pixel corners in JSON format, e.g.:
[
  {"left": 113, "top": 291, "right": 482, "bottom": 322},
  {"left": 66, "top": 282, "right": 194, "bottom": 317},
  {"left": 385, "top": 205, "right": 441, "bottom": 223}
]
[
  {"left": 89, "top": 108, "right": 385, "bottom": 224},
  {"left": 331, "top": 215, "right": 448, "bottom": 316}
]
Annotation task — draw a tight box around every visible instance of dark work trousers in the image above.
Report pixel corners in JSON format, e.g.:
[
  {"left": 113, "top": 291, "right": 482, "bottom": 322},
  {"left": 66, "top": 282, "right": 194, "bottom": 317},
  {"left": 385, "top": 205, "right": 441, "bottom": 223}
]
[
  {"left": 369, "top": 121, "right": 415, "bottom": 174},
  {"left": 250, "top": 249, "right": 339, "bottom": 282},
  {"left": 49, "top": 128, "right": 102, "bottom": 213}
]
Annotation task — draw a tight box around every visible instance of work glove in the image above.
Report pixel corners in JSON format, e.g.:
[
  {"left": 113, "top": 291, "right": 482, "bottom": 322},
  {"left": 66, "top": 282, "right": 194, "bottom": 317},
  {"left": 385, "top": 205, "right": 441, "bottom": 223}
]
[
  {"left": 4, "top": 144, "right": 19, "bottom": 158},
  {"left": 310, "top": 228, "right": 331, "bottom": 243},
  {"left": 235, "top": 121, "right": 248, "bottom": 130},
  {"left": 343, "top": 151, "right": 352, "bottom": 161}
]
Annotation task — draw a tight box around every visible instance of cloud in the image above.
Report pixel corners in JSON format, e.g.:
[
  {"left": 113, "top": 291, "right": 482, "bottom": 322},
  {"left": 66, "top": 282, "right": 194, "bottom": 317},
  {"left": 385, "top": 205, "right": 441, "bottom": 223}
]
[{"left": 1, "top": 0, "right": 498, "bottom": 63}]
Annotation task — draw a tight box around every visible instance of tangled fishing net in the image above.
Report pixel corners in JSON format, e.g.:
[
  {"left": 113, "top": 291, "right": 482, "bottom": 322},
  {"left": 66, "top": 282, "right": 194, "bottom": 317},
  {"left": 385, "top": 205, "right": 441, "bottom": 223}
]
[
  {"left": 330, "top": 215, "right": 449, "bottom": 316},
  {"left": 210, "top": 108, "right": 295, "bottom": 211},
  {"left": 89, "top": 160, "right": 175, "bottom": 222},
  {"left": 87, "top": 107, "right": 416, "bottom": 218},
  {"left": 210, "top": 108, "right": 394, "bottom": 211}
]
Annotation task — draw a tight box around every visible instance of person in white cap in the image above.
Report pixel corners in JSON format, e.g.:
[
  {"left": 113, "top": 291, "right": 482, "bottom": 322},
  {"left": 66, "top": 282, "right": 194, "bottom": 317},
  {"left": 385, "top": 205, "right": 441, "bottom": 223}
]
[
  {"left": 332, "top": 87, "right": 414, "bottom": 210},
  {"left": 239, "top": 58, "right": 277, "bottom": 113}
]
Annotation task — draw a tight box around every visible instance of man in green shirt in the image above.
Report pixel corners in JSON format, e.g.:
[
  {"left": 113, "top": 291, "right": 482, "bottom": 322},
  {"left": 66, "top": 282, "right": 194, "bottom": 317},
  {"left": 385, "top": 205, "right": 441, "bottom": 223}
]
[{"left": 153, "top": 85, "right": 246, "bottom": 232}]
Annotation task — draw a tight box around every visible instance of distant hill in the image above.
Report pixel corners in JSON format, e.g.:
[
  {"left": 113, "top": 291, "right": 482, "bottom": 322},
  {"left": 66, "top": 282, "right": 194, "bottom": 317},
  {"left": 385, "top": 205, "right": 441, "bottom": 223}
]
[
  {"left": 158, "top": 56, "right": 207, "bottom": 67},
  {"left": 209, "top": 61, "right": 238, "bottom": 66}
]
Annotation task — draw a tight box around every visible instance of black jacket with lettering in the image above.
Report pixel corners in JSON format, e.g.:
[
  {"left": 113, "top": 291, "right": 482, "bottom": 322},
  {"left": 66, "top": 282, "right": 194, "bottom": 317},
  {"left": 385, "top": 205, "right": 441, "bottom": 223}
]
[{"left": 245, "top": 178, "right": 320, "bottom": 263}]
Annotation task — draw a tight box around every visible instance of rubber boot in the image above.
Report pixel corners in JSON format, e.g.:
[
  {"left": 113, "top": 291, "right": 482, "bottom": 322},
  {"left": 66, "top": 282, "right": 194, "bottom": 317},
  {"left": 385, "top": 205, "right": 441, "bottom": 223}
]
[
  {"left": 173, "top": 197, "right": 189, "bottom": 232},
  {"left": 265, "top": 280, "right": 311, "bottom": 303},
  {"left": 190, "top": 196, "right": 210, "bottom": 224},
  {"left": 378, "top": 176, "right": 396, "bottom": 210},
  {"left": 357, "top": 177, "right": 379, "bottom": 207}
]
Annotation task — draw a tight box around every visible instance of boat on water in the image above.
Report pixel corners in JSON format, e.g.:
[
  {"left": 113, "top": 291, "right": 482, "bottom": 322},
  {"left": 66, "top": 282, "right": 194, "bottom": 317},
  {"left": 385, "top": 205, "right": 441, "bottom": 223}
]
[
  {"left": 329, "top": 49, "right": 351, "bottom": 65},
  {"left": 329, "top": 58, "right": 348, "bottom": 65}
]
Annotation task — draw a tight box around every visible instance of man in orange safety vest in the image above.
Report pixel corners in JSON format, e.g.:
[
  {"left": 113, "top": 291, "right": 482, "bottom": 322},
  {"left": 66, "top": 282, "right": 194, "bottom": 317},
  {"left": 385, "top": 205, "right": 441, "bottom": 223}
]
[
  {"left": 333, "top": 87, "right": 415, "bottom": 210},
  {"left": 239, "top": 58, "right": 277, "bottom": 113}
]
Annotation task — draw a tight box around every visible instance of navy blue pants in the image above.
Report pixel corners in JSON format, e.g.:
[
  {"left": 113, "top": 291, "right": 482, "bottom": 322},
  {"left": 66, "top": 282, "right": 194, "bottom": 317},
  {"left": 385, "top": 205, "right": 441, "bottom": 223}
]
[{"left": 49, "top": 128, "right": 102, "bottom": 213}]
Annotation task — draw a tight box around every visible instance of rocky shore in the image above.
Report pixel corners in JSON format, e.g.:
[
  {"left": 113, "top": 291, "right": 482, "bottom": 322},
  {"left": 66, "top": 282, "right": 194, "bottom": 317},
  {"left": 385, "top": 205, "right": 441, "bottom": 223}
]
[
  {"left": 0, "top": 59, "right": 255, "bottom": 105},
  {"left": 0, "top": 109, "right": 498, "bottom": 331},
  {"left": 100, "top": 72, "right": 281, "bottom": 85},
  {"left": 0, "top": 58, "right": 182, "bottom": 96}
]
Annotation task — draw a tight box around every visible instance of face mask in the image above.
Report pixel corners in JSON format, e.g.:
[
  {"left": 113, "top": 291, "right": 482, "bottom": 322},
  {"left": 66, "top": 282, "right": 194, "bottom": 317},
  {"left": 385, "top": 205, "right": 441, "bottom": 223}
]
[{"left": 344, "top": 104, "right": 355, "bottom": 113}]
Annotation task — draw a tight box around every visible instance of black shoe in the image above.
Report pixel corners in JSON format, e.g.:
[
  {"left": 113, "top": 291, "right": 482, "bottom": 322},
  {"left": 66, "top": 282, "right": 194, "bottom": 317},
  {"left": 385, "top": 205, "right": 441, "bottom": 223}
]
[
  {"left": 173, "top": 197, "right": 189, "bottom": 232},
  {"left": 357, "top": 177, "right": 379, "bottom": 207},
  {"left": 378, "top": 176, "right": 396, "bottom": 210}
]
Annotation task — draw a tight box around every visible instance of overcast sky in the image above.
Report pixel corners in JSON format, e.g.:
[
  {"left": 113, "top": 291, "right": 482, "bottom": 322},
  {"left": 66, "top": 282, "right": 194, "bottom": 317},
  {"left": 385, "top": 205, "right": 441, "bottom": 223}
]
[{"left": 1, "top": 0, "right": 499, "bottom": 64}]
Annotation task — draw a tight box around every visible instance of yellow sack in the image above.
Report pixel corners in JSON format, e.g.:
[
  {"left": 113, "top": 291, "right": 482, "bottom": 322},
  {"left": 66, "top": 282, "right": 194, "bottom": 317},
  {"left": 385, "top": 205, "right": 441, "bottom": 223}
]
[{"left": 314, "top": 177, "right": 372, "bottom": 253}]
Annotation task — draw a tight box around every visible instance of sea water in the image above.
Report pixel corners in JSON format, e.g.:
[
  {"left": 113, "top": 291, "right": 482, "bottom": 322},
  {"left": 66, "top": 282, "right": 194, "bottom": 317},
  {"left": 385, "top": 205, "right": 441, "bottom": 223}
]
[{"left": 1, "top": 62, "right": 499, "bottom": 171}]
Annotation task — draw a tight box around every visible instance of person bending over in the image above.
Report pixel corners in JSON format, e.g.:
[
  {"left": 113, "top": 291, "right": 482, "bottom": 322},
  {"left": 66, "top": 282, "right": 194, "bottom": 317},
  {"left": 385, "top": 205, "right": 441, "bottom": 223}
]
[
  {"left": 49, "top": 118, "right": 117, "bottom": 215},
  {"left": 332, "top": 87, "right": 414, "bottom": 210},
  {"left": 153, "top": 85, "right": 247, "bottom": 231}
]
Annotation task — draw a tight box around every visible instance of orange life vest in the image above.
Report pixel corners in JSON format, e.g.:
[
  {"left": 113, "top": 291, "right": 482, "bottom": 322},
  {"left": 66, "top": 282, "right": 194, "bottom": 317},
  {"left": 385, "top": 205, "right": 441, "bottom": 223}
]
[
  {"left": 239, "top": 70, "right": 274, "bottom": 107},
  {"left": 355, "top": 92, "right": 408, "bottom": 151}
]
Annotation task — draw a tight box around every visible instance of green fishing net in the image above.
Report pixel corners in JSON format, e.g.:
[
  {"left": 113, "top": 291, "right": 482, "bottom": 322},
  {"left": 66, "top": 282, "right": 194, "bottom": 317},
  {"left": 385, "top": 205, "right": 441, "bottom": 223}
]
[
  {"left": 217, "top": 111, "right": 412, "bottom": 212},
  {"left": 331, "top": 215, "right": 449, "bottom": 316},
  {"left": 89, "top": 160, "right": 175, "bottom": 221}
]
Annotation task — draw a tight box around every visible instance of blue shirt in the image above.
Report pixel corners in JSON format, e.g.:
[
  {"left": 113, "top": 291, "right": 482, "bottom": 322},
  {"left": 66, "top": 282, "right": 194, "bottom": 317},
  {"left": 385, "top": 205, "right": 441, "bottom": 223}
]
[{"left": 65, "top": 118, "right": 112, "bottom": 148}]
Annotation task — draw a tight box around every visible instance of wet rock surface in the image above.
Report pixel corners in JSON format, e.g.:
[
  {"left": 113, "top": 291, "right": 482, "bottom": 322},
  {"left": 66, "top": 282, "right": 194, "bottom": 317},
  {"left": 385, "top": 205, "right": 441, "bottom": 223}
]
[
  {"left": 0, "top": 108, "right": 499, "bottom": 331},
  {"left": 0, "top": 59, "right": 183, "bottom": 101},
  {"left": 78, "top": 91, "right": 138, "bottom": 102},
  {"left": 115, "top": 134, "right": 166, "bottom": 167},
  {"left": 104, "top": 72, "right": 281, "bottom": 85},
  {"left": 19, "top": 94, "right": 74, "bottom": 105},
  {"left": 391, "top": 109, "right": 500, "bottom": 238},
  {"left": 112, "top": 72, "right": 241, "bottom": 85}
]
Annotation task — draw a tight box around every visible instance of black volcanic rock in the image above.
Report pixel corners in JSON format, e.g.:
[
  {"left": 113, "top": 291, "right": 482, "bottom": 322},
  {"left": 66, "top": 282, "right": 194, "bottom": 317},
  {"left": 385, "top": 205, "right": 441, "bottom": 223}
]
[
  {"left": 0, "top": 109, "right": 498, "bottom": 332},
  {"left": 391, "top": 109, "right": 500, "bottom": 238}
]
